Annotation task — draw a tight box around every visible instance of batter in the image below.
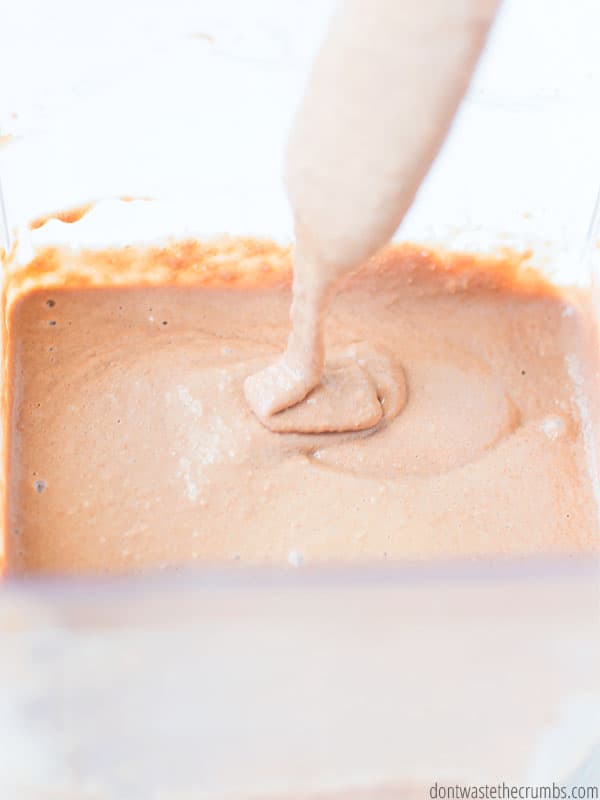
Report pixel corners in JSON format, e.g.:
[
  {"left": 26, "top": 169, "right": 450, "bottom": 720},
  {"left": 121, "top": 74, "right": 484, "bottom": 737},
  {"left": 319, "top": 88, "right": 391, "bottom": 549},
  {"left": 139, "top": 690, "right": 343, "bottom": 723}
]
[
  {"left": 245, "top": 0, "right": 500, "bottom": 424},
  {"left": 4, "top": 242, "right": 599, "bottom": 574},
  {"left": 3, "top": 1, "right": 599, "bottom": 574}
]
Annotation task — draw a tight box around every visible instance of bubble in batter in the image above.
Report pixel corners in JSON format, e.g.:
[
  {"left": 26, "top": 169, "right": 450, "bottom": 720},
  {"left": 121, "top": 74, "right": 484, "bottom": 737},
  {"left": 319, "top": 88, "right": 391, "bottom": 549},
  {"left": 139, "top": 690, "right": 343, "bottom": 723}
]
[{"left": 539, "top": 414, "right": 569, "bottom": 441}]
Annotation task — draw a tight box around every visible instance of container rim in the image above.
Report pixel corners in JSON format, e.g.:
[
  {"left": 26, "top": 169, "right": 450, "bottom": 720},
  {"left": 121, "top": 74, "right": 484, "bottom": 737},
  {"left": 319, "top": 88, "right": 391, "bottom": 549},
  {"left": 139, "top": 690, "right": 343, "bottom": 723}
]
[{"left": 3, "top": 553, "right": 598, "bottom": 598}]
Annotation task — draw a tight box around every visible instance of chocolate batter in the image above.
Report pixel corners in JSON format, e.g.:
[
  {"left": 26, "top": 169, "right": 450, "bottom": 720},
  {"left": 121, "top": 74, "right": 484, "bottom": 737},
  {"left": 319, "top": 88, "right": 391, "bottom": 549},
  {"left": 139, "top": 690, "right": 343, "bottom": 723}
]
[{"left": 4, "top": 242, "right": 599, "bottom": 574}]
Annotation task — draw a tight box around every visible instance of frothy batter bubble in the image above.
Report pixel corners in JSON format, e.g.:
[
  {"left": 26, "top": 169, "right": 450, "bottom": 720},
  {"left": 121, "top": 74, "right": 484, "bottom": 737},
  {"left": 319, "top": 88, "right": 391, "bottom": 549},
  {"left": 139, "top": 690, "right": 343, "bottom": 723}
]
[{"left": 539, "top": 414, "right": 569, "bottom": 440}]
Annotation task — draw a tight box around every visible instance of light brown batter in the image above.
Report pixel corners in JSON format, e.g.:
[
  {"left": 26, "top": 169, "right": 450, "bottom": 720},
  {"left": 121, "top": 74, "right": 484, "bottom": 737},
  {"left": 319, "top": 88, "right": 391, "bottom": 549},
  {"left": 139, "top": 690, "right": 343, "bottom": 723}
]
[
  {"left": 4, "top": 242, "right": 599, "bottom": 575},
  {"left": 245, "top": 0, "right": 500, "bottom": 424}
]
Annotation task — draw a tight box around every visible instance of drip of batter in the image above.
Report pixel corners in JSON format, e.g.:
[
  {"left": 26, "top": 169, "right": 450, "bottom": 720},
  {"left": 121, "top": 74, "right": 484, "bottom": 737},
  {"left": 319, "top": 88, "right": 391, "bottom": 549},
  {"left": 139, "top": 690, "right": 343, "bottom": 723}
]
[{"left": 244, "top": 0, "right": 500, "bottom": 430}]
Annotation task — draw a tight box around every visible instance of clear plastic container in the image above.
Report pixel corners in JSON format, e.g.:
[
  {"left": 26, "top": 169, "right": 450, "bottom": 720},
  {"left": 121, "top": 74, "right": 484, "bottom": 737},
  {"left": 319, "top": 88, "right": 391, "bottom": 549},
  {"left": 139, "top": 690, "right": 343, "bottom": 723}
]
[{"left": 1, "top": 0, "right": 600, "bottom": 796}]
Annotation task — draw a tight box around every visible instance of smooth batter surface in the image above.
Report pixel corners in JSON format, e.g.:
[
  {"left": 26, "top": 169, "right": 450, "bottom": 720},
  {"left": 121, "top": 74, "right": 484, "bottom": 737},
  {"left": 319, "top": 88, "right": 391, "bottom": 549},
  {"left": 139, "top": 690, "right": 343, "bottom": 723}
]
[{"left": 5, "top": 246, "right": 599, "bottom": 574}]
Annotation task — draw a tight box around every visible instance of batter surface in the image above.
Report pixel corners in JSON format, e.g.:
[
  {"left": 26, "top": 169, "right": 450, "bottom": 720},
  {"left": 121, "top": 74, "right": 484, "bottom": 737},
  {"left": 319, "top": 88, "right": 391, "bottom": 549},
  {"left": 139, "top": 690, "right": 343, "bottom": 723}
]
[{"left": 4, "top": 246, "right": 599, "bottom": 574}]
